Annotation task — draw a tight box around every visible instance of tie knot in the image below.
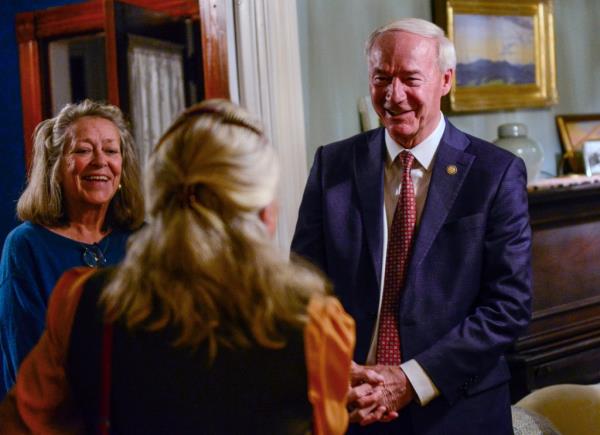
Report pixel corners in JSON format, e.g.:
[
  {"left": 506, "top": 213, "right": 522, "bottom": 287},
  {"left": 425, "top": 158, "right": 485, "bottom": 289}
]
[{"left": 399, "top": 151, "right": 414, "bottom": 171}]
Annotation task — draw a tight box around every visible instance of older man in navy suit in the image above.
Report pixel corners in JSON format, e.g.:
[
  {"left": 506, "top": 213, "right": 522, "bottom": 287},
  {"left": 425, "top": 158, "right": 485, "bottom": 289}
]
[{"left": 292, "top": 18, "right": 531, "bottom": 434}]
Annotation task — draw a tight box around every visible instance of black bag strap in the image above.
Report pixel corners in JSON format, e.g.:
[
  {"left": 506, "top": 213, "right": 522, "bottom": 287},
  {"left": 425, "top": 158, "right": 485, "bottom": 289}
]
[{"left": 98, "top": 322, "right": 113, "bottom": 435}]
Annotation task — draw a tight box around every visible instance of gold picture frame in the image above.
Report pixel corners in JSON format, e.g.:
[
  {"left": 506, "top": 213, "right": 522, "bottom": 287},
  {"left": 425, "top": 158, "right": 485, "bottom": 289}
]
[
  {"left": 433, "top": 0, "right": 558, "bottom": 112},
  {"left": 556, "top": 114, "right": 600, "bottom": 174}
]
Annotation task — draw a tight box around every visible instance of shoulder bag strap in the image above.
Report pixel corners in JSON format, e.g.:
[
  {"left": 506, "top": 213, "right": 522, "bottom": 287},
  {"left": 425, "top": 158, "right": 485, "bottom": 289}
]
[{"left": 99, "top": 322, "right": 113, "bottom": 435}]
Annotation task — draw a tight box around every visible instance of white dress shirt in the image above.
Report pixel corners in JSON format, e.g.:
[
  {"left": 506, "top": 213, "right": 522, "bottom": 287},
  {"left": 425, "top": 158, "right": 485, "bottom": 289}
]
[{"left": 365, "top": 114, "right": 446, "bottom": 406}]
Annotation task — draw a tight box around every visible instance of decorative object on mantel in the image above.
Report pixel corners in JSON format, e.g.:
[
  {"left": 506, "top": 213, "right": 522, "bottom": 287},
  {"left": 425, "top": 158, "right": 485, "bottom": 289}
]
[
  {"left": 583, "top": 141, "right": 600, "bottom": 176},
  {"left": 557, "top": 151, "right": 577, "bottom": 176},
  {"left": 527, "top": 174, "right": 600, "bottom": 193},
  {"left": 357, "top": 96, "right": 380, "bottom": 132},
  {"left": 494, "top": 123, "right": 543, "bottom": 182},
  {"left": 556, "top": 113, "right": 600, "bottom": 174},
  {"left": 433, "top": 0, "right": 557, "bottom": 113}
]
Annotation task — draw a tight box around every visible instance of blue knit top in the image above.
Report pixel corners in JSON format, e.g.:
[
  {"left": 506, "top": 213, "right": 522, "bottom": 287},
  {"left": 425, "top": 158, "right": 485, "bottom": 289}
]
[{"left": 0, "top": 222, "right": 131, "bottom": 398}]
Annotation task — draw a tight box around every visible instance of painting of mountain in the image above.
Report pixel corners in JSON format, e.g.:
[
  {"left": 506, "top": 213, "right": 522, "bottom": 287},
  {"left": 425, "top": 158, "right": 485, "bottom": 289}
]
[
  {"left": 454, "top": 14, "right": 535, "bottom": 88},
  {"left": 456, "top": 59, "right": 535, "bottom": 86}
]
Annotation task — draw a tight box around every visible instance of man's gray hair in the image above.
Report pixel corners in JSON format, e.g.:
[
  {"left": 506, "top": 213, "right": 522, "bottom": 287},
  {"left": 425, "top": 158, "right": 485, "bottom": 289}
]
[{"left": 365, "top": 18, "right": 457, "bottom": 72}]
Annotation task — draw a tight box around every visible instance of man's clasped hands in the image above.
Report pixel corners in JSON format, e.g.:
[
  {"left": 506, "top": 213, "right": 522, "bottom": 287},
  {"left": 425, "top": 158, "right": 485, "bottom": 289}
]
[{"left": 347, "top": 362, "right": 415, "bottom": 426}]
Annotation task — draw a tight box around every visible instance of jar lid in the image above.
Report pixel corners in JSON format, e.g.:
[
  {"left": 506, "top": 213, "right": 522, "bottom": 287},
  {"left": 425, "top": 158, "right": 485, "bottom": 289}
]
[{"left": 498, "top": 123, "right": 527, "bottom": 137}]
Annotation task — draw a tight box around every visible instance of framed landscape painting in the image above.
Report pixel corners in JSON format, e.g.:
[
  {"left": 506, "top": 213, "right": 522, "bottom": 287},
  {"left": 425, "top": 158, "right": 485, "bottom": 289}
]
[{"left": 434, "top": 0, "right": 558, "bottom": 112}]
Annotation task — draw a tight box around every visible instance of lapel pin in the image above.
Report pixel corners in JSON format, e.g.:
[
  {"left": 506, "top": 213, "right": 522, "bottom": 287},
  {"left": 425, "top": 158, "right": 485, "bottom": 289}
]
[{"left": 446, "top": 164, "right": 458, "bottom": 175}]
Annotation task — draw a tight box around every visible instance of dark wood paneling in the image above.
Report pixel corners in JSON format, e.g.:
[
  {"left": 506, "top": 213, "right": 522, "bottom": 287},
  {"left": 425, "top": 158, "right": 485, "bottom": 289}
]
[
  {"left": 22, "top": 0, "right": 198, "bottom": 41},
  {"left": 509, "top": 184, "right": 600, "bottom": 402},
  {"left": 104, "top": 0, "right": 120, "bottom": 107},
  {"left": 122, "top": 0, "right": 199, "bottom": 16},
  {"left": 32, "top": 1, "right": 105, "bottom": 39},
  {"left": 17, "top": 37, "right": 43, "bottom": 172},
  {"left": 15, "top": 0, "right": 230, "bottom": 173},
  {"left": 198, "top": 0, "right": 229, "bottom": 99}
]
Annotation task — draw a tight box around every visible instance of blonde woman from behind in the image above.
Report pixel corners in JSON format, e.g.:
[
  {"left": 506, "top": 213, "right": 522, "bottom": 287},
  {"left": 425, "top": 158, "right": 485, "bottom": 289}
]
[{"left": 0, "top": 100, "right": 354, "bottom": 435}]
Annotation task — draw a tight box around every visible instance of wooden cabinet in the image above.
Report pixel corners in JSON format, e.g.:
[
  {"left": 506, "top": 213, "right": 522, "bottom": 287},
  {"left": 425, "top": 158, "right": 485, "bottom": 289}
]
[
  {"left": 508, "top": 183, "right": 600, "bottom": 402},
  {"left": 15, "top": 0, "right": 230, "bottom": 172}
]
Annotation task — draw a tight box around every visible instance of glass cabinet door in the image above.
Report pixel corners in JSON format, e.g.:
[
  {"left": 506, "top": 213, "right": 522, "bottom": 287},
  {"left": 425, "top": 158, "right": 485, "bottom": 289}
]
[{"left": 16, "top": 0, "right": 230, "bottom": 172}]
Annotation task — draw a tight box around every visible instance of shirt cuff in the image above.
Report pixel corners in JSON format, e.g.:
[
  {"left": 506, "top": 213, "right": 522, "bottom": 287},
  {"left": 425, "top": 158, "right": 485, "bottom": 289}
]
[{"left": 401, "top": 359, "right": 440, "bottom": 406}]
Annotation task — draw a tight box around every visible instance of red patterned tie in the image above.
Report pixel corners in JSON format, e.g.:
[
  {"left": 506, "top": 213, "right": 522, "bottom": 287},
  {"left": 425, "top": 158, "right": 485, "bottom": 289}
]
[{"left": 376, "top": 151, "right": 416, "bottom": 365}]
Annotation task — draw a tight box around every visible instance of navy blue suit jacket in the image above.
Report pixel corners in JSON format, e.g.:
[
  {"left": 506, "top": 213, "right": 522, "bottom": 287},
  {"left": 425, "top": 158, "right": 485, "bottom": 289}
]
[{"left": 292, "top": 121, "right": 532, "bottom": 434}]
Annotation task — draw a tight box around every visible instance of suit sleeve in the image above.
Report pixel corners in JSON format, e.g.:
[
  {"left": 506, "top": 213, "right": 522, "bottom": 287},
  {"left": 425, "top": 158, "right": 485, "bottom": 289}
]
[
  {"left": 416, "top": 157, "right": 532, "bottom": 404},
  {"left": 291, "top": 146, "right": 327, "bottom": 272}
]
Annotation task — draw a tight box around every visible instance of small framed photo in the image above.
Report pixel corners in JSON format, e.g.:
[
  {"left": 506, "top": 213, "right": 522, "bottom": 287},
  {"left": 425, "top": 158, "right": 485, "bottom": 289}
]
[
  {"left": 556, "top": 114, "right": 600, "bottom": 173},
  {"left": 583, "top": 141, "right": 600, "bottom": 176}
]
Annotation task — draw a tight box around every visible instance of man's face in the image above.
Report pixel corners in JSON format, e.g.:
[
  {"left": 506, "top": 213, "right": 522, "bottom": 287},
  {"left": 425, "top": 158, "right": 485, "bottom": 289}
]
[{"left": 369, "top": 31, "right": 453, "bottom": 148}]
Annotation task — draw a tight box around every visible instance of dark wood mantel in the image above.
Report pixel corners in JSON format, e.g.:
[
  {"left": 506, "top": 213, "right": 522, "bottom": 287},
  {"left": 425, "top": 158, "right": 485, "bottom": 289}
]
[{"left": 508, "top": 182, "right": 600, "bottom": 401}]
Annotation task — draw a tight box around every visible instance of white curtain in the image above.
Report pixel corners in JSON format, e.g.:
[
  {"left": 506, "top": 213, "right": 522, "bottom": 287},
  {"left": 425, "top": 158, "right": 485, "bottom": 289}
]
[
  {"left": 234, "top": 0, "right": 308, "bottom": 252},
  {"left": 128, "top": 35, "right": 185, "bottom": 173}
]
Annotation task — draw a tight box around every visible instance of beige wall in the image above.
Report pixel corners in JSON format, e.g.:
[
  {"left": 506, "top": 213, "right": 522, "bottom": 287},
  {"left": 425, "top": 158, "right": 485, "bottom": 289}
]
[{"left": 297, "top": 0, "right": 600, "bottom": 177}]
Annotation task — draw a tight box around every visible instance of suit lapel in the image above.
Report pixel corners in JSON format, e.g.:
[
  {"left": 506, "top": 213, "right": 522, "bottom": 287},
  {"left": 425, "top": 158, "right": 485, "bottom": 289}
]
[
  {"left": 408, "top": 122, "right": 475, "bottom": 272},
  {"left": 354, "top": 128, "right": 386, "bottom": 289}
]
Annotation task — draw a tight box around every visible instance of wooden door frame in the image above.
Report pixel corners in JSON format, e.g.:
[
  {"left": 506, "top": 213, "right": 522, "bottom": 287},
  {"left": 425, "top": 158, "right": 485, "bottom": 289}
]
[{"left": 15, "top": 0, "right": 229, "bottom": 171}]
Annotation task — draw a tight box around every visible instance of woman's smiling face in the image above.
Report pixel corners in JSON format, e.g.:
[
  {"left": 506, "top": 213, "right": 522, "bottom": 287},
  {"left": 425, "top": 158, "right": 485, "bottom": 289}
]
[{"left": 60, "top": 116, "right": 123, "bottom": 214}]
